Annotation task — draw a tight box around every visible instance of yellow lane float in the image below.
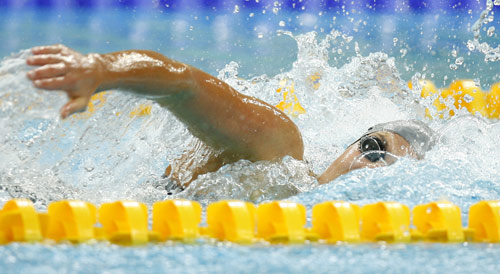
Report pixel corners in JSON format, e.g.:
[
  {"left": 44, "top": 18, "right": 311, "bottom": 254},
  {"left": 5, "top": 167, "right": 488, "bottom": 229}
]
[
  {"left": 153, "top": 200, "right": 201, "bottom": 242},
  {"left": 468, "top": 201, "right": 500, "bottom": 243},
  {"left": 256, "top": 201, "right": 307, "bottom": 243},
  {"left": 410, "top": 79, "right": 500, "bottom": 119},
  {"left": 275, "top": 79, "right": 306, "bottom": 117},
  {"left": 360, "top": 202, "right": 411, "bottom": 242},
  {"left": 98, "top": 201, "right": 151, "bottom": 245},
  {"left": 311, "top": 201, "right": 360, "bottom": 243},
  {"left": 412, "top": 201, "right": 467, "bottom": 242},
  {"left": 0, "top": 199, "right": 42, "bottom": 244},
  {"left": 206, "top": 200, "right": 256, "bottom": 244},
  {"left": 3, "top": 199, "right": 500, "bottom": 245},
  {"left": 41, "top": 200, "right": 96, "bottom": 243}
]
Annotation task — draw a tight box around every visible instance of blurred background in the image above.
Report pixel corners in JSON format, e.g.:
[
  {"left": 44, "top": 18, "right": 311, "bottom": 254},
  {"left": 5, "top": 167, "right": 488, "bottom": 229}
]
[{"left": 0, "top": 0, "right": 498, "bottom": 86}]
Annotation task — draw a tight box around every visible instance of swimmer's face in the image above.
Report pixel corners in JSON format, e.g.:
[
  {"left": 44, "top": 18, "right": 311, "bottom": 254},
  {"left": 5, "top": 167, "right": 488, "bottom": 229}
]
[{"left": 318, "top": 131, "right": 415, "bottom": 184}]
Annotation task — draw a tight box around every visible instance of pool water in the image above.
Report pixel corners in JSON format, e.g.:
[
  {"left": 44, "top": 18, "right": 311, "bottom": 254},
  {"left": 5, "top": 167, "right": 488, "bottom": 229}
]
[{"left": 1, "top": 2, "right": 500, "bottom": 273}]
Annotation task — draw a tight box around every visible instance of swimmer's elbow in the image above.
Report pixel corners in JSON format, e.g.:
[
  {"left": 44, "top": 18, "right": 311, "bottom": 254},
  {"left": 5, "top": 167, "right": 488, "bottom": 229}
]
[
  {"left": 286, "top": 130, "right": 304, "bottom": 160},
  {"left": 266, "top": 126, "right": 304, "bottom": 162}
]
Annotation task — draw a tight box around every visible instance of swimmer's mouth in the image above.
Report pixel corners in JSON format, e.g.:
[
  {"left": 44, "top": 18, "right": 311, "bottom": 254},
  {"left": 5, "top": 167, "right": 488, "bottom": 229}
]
[{"left": 358, "top": 135, "right": 386, "bottom": 162}]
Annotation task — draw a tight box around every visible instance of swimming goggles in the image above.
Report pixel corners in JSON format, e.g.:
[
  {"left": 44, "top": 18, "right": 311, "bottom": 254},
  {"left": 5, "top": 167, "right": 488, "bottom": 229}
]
[{"left": 358, "top": 135, "right": 386, "bottom": 162}]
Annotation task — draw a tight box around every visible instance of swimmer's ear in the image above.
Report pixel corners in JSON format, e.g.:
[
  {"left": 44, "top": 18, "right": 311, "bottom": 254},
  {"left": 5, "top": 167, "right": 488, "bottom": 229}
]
[{"left": 60, "top": 96, "right": 89, "bottom": 119}]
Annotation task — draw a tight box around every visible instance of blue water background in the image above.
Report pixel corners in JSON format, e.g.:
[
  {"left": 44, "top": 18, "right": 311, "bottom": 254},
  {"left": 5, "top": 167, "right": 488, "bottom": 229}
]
[
  {"left": 1, "top": 2, "right": 500, "bottom": 274},
  {"left": 1, "top": 2, "right": 499, "bottom": 87}
]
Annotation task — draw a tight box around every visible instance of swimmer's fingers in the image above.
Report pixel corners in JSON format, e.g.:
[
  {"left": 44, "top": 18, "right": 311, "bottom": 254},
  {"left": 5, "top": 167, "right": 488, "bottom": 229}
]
[
  {"left": 31, "top": 44, "right": 67, "bottom": 55},
  {"left": 27, "top": 63, "right": 69, "bottom": 80},
  {"left": 27, "top": 54, "right": 66, "bottom": 66},
  {"left": 33, "top": 76, "right": 72, "bottom": 90},
  {"left": 60, "top": 96, "right": 90, "bottom": 119}
]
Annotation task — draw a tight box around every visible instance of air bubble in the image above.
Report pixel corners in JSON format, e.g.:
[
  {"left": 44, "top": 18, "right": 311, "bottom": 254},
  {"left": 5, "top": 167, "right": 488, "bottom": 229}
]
[
  {"left": 279, "top": 21, "right": 286, "bottom": 27},
  {"left": 233, "top": 5, "right": 239, "bottom": 13},
  {"left": 449, "top": 64, "right": 458, "bottom": 70}
]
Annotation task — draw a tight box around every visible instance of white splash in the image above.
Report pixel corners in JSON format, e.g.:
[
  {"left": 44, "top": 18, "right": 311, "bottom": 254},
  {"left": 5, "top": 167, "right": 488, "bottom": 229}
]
[
  {"left": 0, "top": 29, "right": 499, "bottom": 213},
  {"left": 467, "top": 0, "right": 500, "bottom": 62}
]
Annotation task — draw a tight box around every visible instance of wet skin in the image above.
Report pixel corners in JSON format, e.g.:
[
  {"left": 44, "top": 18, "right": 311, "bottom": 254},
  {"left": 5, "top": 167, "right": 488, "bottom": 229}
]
[
  {"left": 26, "top": 44, "right": 414, "bottom": 186},
  {"left": 317, "top": 131, "right": 415, "bottom": 184}
]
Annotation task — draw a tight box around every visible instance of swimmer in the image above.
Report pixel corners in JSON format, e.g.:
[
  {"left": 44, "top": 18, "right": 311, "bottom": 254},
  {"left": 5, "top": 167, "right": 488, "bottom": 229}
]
[{"left": 25, "top": 44, "right": 435, "bottom": 189}]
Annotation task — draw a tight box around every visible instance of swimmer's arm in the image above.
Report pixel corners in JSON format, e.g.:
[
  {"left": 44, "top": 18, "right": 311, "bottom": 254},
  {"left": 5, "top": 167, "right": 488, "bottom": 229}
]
[
  {"left": 98, "top": 50, "right": 304, "bottom": 161},
  {"left": 26, "top": 45, "right": 304, "bottom": 162}
]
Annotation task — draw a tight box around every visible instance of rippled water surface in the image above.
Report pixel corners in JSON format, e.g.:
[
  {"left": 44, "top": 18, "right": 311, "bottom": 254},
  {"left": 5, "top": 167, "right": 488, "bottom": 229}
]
[{"left": 1, "top": 3, "right": 500, "bottom": 274}]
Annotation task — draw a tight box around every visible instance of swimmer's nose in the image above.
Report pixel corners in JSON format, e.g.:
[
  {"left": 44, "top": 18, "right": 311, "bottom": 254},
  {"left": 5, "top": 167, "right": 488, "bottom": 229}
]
[
  {"left": 318, "top": 144, "right": 383, "bottom": 184},
  {"left": 318, "top": 156, "right": 352, "bottom": 184}
]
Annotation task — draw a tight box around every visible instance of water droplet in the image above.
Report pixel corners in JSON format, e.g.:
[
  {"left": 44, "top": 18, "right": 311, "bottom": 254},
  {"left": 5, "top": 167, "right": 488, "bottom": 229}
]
[
  {"left": 495, "top": 0, "right": 500, "bottom": 5},
  {"left": 449, "top": 64, "right": 458, "bottom": 70},
  {"left": 479, "top": 42, "right": 490, "bottom": 53},
  {"left": 249, "top": 13, "right": 254, "bottom": 18},
  {"left": 467, "top": 41, "right": 476, "bottom": 51},
  {"left": 393, "top": 37, "right": 398, "bottom": 43},
  {"left": 451, "top": 50, "right": 458, "bottom": 58},
  {"left": 18, "top": 151, "right": 28, "bottom": 160},
  {"left": 279, "top": 21, "right": 286, "bottom": 27},
  {"left": 464, "top": 94, "right": 474, "bottom": 103},
  {"left": 233, "top": 5, "right": 239, "bottom": 13},
  {"left": 455, "top": 57, "right": 464, "bottom": 65},
  {"left": 487, "top": 26, "right": 495, "bottom": 37}
]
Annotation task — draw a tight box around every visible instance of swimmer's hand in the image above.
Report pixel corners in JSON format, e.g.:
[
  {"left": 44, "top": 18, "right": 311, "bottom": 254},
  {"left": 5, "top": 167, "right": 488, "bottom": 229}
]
[{"left": 26, "top": 44, "right": 103, "bottom": 119}]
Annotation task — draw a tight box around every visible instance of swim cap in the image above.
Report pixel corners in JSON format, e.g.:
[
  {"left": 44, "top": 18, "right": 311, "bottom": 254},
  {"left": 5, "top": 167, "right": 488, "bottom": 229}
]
[{"left": 364, "top": 120, "right": 436, "bottom": 157}]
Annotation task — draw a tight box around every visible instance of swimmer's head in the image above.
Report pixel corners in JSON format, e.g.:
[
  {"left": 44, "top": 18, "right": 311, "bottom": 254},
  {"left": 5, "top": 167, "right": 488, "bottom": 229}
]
[
  {"left": 318, "top": 120, "right": 436, "bottom": 184},
  {"left": 362, "top": 120, "right": 436, "bottom": 159}
]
